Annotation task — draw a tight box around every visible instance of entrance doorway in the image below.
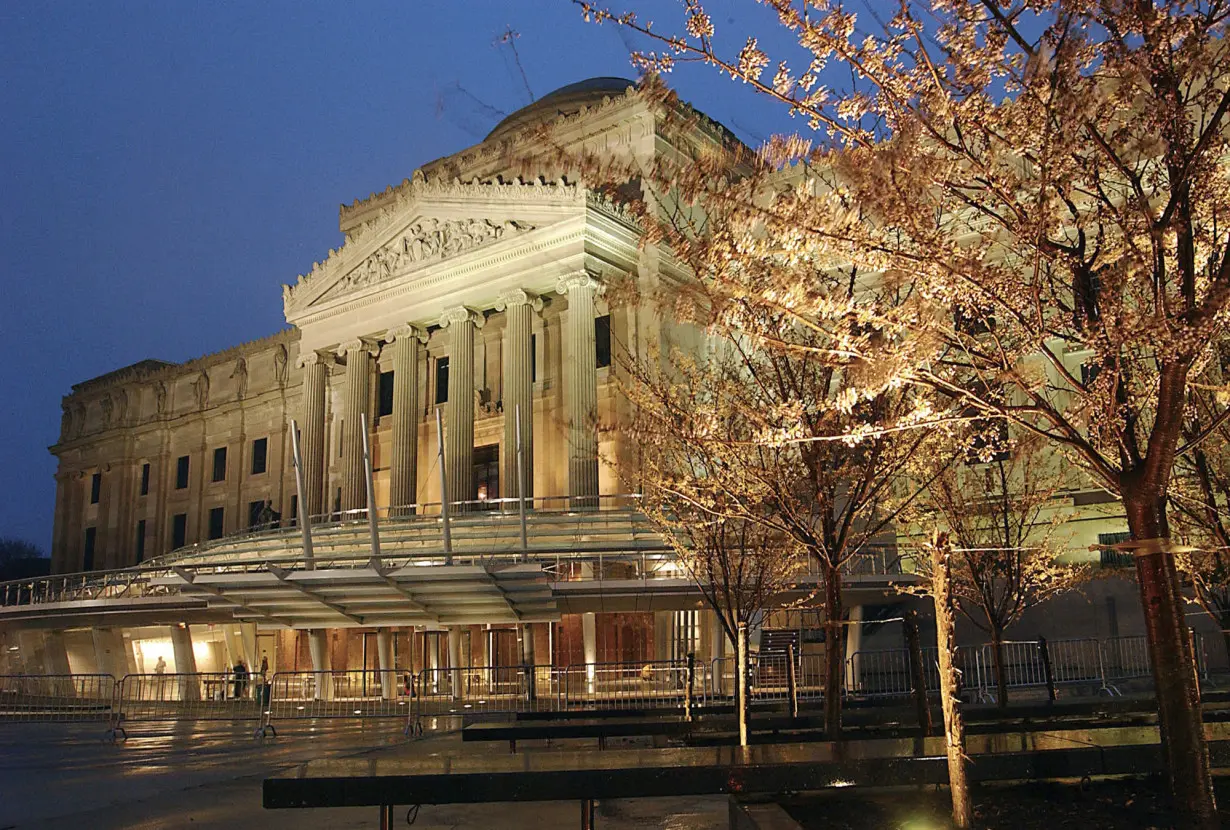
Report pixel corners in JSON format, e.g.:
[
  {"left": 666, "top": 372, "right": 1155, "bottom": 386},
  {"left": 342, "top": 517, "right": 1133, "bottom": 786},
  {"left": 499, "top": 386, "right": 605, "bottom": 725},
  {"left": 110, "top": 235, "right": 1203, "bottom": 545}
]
[{"left": 473, "top": 445, "right": 499, "bottom": 509}]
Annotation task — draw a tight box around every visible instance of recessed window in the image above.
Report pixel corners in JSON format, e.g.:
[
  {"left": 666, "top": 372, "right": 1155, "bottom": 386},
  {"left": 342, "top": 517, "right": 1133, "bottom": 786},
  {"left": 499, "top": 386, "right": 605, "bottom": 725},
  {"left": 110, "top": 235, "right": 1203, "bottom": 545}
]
[
  {"left": 1099, "top": 531, "right": 1133, "bottom": 568},
  {"left": 1081, "top": 361, "right": 1101, "bottom": 387},
  {"left": 208, "top": 506, "right": 225, "bottom": 540},
  {"left": 251, "top": 437, "right": 268, "bottom": 475},
  {"left": 531, "top": 333, "right": 537, "bottom": 382},
  {"left": 212, "top": 447, "right": 227, "bottom": 483},
  {"left": 90, "top": 473, "right": 101, "bottom": 505},
  {"left": 175, "top": 456, "right": 190, "bottom": 490},
  {"left": 83, "top": 527, "right": 96, "bottom": 571},
  {"left": 435, "top": 357, "right": 449, "bottom": 404},
  {"left": 135, "top": 520, "right": 146, "bottom": 564},
  {"left": 171, "top": 513, "right": 187, "bottom": 549},
  {"left": 378, "top": 371, "right": 395, "bottom": 418},
  {"left": 595, "top": 315, "right": 611, "bottom": 369},
  {"left": 289, "top": 495, "right": 298, "bottom": 527},
  {"left": 140, "top": 463, "right": 151, "bottom": 496}
]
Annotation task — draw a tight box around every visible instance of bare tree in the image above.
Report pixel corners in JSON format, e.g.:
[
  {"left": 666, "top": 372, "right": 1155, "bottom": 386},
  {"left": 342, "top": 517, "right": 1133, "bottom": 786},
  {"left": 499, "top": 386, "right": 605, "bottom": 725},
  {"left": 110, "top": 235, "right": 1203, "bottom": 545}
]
[
  {"left": 910, "top": 432, "right": 1085, "bottom": 707},
  {"left": 622, "top": 296, "right": 932, "bottom": 739}
]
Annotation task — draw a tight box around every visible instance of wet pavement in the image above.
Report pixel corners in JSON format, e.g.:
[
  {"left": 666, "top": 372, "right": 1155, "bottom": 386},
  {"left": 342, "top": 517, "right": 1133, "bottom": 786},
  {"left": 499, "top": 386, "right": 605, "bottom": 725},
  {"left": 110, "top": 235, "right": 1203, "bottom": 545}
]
[{"left": 0, "top": 719, "right": 728, "bottom": 829}]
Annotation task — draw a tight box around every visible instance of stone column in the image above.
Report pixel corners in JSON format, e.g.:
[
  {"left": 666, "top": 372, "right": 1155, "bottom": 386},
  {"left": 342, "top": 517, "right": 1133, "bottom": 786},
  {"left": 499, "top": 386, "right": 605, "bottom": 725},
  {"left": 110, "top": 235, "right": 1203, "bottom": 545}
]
[
  {"left": 308, "top": 630, "right": 332, "bottom": 701},
  {"left": 298, "top": 352, "right": 328, "bottom": 519},
  {"left": 496, "top": 290, "right": 541, "bottom": 506},
  {"left": 447, "top": 627, "right": 463, "bottom": 701},
  {"left": 439, "top": 308, "right": 483, "bottom": 511},
  {"left": 557, "top": 273, "right": 602, "bottom": 508},
  {"left": 339, "top": 339, "right": 375, "bottom": 516},
  {"left": 169, "top": 625, "right": 199, "bottom": 700},
  {"left": 376, "top": 629, "right": 395, "bottom": 700},
  {"left": 388, "top": 326, "right": 427, "bottom": 515}
]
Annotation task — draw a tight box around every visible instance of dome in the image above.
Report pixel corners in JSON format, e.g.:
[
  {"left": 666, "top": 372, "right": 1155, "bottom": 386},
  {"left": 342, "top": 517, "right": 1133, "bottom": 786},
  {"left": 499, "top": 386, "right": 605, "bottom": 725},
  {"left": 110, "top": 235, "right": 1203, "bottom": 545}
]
[{"left": 486, "top": 77, "right": 636, "bottom": 141}]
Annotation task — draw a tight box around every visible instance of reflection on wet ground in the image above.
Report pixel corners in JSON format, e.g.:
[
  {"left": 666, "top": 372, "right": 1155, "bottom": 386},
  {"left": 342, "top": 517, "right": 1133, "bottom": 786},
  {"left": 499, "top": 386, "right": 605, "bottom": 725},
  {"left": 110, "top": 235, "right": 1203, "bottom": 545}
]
[{"left": 0, "top": 718, "right": 1222, "bottom": 829}]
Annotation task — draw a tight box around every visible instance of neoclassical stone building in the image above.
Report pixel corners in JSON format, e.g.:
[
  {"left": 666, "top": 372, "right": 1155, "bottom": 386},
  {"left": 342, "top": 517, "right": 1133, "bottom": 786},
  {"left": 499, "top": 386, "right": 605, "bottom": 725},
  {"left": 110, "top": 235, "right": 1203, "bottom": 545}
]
[
  {"left": 11, "top": 78, "right": 1175, "bottom": 683},
  {"left": 51, "top": 78, "right": 680, "bottom": 576}
]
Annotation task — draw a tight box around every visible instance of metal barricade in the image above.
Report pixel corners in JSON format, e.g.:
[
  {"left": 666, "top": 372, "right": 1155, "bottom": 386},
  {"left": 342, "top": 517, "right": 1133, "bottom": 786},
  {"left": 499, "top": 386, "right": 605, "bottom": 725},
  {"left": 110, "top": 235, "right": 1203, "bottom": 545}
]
[
  {"left": 558, "top": 661, "right": 692, "bottom": 712},
  {"left": 0, "top": 674, "right": 117, "bottom": 722},
  {"left": 1101, "top": 635, "right": 1152, "bottom": 683},
  {"left": 414, "top": 664, "right": 542, "bottom": 718},
  {"left": 845, "top": 649, "right": 913, "bottom": 698},
  {"left": 1045, "top": 637, "right": 1111, "bottom": 693},
  {"left": 264, "top": 670, "right": 414, "bottom": 731},
  {"left": 113, "top": 673, "right": 262, "bottom": 737}
]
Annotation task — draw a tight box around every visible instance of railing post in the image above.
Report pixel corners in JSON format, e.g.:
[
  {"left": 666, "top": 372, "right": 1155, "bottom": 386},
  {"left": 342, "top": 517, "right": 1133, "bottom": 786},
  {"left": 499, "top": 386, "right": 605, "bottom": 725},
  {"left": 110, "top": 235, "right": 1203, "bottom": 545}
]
[
  {"left": 684, "top": 652, "right": 695, "bottom": 722},
  {"left": 1038, "top": 637, "right": 1056, "bottom": 703},
  {"left": 435, "top": 408, "right": 452, "bottom": 565},
  {"left": 904, "top": 610, "right": 931, "bottom": 735},
  {"left": 786, "top": 644, "right": 799, "bottom": 719},
  {"left": 290, "top": 418, "right": 316, "bottom": 571}
]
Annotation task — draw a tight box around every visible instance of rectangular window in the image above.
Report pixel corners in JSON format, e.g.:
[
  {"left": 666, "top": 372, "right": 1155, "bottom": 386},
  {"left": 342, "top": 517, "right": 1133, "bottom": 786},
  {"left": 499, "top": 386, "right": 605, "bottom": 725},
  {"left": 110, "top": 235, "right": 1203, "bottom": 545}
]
[
  {"left": 251, "top": 437, "right": 268, "bottom": 475},
  {"left": 289, "top": 495, "right": 299, "bottom": 527},
  {"left": 172, "top": 513, "right": 187, "bottom": 549},
  {"left": 249, "top": 500, "right": 265, "bottom": 530},
  {"left": 1081, "top": 361, "right": 1101, "bottom": 387},
  {"left": 435, "top": 357, "right": 449, "bottom": 404},
  {"left": 135, "top": 520, "right": 146, "bottom": 564},
  {"left": 212, "top": 447, "right": 227, "bottom": 483},
  {"left": 1099, "top": 531, "right": 1133, "bottom": 568},
  {"left": 140, "top": 463, "right": 151, "bottom": 496},
  {"left": 208, "top": 506, "right": 225, "bottom": 540},
  {"left": 531, "top": 333, "right": 537, "bottom": 382},
  {"left": 83, "top": 527, "right": 96, "bottom": 571},
  {"left": 175, "top": 456, "right": 190, "bottom": 490},
  {"left": 595, "top": 315, "right": 611, "bottom": 369},
  {"left": 378, "top": 371, "right": 395, "bottom": 418},
  {"left": 90, "top": 473, "right": 101, "bottom": 505}
]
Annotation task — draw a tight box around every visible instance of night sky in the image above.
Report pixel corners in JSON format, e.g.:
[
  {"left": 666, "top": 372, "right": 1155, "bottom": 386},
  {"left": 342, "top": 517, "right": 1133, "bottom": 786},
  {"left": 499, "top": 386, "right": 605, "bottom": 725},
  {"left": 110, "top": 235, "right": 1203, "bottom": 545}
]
[{"left": 0, "top": 1, "right": 804, "bottom": 552}]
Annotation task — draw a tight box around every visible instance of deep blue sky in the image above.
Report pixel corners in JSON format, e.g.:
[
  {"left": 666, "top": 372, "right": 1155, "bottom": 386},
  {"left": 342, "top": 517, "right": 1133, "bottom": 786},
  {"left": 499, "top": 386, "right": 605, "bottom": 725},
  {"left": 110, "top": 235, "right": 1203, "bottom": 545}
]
[{"left": 0, "top": 1, "right": 803, "bottom": 552}]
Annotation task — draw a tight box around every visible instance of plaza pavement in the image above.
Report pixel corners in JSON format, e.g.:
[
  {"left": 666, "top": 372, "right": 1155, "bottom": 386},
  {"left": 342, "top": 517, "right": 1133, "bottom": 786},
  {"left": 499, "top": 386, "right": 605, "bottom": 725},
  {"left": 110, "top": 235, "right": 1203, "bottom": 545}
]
[{"left": 0, "top": 719, "right": 728, "bottom": 829}]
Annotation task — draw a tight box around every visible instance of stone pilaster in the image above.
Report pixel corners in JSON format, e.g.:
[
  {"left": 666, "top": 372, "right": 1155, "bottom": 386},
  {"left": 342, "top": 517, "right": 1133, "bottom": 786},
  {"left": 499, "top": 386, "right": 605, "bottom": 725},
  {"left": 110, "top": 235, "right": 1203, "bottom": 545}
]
[
  {"left": 496, "top": 290, "right": 542, "bottom": 505},
  {"left": 298, "top": 352, "right": 328, "bottom": 518},
  {"left": 557, "top": 273, "right": 602, "bottom": 507},
  {"left": 440, "top": 307, "right": 484, "bottom": 510},
  {"left": 339, "top": 339, "right": 375, "bottom": 515},
  {"left": 388, "top": 325, "right": 428, "bottom": 515},
  {"left": 51, "top": 472, "right": 69, "bottom": 574}
]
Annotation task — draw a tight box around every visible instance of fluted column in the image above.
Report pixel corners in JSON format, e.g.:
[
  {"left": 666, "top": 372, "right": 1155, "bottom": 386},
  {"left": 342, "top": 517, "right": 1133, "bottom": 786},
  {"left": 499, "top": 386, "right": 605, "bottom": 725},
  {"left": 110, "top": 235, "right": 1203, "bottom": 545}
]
[
  {"left": 440, "top": 307, "right": 484, "bottom": 511},
  {"left": 298, "top": 352, "right": 328, "bottom": 518},
  {"left": 557, "top": 273, "right": 602, "bottom": 508},
  {"left": 388, "top": 325, "right": 428, "bottom": 516},
  {"left": 339, "top": 339, "right": 375, "bottom": 515},
  {"left": 496, "top": 290, "right": 541, "bottom": 505}
]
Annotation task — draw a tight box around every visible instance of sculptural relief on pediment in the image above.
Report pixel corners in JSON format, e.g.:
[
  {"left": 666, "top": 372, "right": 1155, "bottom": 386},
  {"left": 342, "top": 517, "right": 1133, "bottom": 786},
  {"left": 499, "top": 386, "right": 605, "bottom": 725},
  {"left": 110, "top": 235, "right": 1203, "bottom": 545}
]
[{"left": 324, "top": 217, "right": 535, "bottom": 300}]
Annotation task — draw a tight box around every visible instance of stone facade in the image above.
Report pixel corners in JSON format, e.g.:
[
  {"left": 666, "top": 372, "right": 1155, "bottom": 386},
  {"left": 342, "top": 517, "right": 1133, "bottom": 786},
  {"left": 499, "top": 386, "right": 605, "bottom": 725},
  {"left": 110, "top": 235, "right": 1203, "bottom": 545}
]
[{"left": 47, "top": 78, "right": 732, "bottom": 575}]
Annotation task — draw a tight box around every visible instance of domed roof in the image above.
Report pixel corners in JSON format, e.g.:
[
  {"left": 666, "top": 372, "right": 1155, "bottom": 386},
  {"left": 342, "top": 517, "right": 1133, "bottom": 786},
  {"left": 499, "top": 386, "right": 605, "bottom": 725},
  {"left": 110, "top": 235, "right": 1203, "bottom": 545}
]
[{"left": 486, "top": 77, "right": 637, "bottom": 141}]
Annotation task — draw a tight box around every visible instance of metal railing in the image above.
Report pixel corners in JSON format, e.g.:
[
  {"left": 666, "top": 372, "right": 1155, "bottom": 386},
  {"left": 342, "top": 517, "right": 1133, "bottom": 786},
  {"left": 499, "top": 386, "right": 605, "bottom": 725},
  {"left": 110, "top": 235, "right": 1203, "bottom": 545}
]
[
  {"left": 0, "top": 674, "right": 117, "bottom": 722},
  {"left": 1, "top": 493, "right": 907, "bottom": 611}
]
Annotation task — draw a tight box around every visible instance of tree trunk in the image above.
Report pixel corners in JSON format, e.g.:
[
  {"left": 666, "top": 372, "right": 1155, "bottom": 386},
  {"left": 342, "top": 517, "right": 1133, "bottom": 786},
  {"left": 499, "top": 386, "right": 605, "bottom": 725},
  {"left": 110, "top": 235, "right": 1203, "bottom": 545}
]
[
  {"left": 990, "top": 627, "right": 1008, "bottom": 709},
  {"left": 822, "top": 565, "right": 843, "bottom": 740},
  {"left": 1124, "top": 488, "right": 1218, "bottom": 827},
  {"left": 931, "top": 532, "right": 972, "bottom": 828},
  {"left": 736, "top": 622, "right": 749, "bottom": 748}
]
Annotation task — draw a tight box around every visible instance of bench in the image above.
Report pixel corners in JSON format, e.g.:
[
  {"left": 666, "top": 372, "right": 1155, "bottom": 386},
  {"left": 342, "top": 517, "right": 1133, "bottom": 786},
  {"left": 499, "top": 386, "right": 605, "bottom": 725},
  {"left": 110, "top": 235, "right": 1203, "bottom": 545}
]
[{"left": 265, "top": 736, "right": 1230, "bottom": 829}]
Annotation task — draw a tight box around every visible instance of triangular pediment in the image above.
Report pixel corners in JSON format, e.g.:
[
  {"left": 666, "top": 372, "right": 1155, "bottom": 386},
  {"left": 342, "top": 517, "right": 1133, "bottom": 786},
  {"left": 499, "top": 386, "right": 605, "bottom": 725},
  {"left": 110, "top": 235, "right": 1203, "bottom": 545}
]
[{"left": 283, "top": 177, "right": 585, "bottom": 318}]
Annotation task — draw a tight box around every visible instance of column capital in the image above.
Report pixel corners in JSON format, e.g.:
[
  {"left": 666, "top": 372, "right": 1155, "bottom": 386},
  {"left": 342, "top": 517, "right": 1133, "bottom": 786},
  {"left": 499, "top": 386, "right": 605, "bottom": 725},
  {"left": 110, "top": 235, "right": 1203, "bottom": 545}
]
[
  {"left": 439, "top": 306, "right": 485, "bottom": 330},
  {"left": 297, "top": 350, "right": 335, "bottom": 369},
  {"left": 338, "top": 338, "right": 378, "bottom": 358},
  {"left": 387, "top": 324, "right": 429, "bottom": 345},
  {"left": 495, "top": 289, "right": 544, "bottom": 313},
  {"left": 556, "top": 271, "right": 604, "bottom": 296}
]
